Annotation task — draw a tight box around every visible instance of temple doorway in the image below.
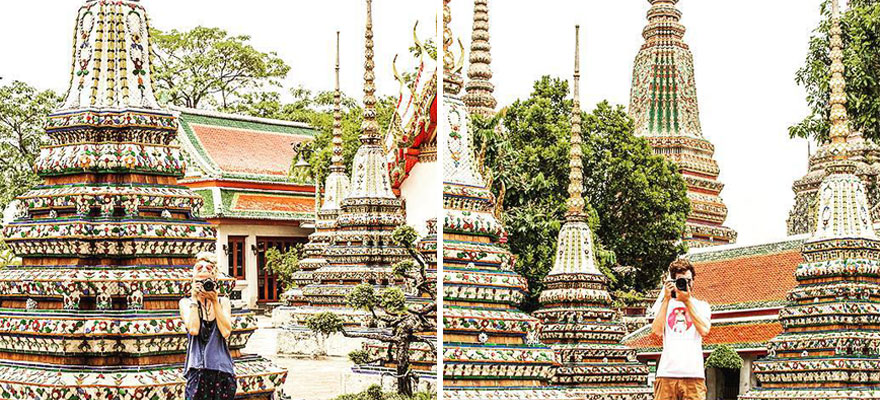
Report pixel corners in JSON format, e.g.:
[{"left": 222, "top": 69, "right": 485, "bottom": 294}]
[
  {"left": 255, "top": 237, "right": 301, "bottom": 303},
  {"left": 708, "top": 368, "right": 741, "bottom": 400}
]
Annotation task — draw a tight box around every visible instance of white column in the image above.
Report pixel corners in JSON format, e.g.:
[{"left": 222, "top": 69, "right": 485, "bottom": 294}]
[
  {"left": 245, "top": 235, "right": 259, "bottom": 309},
  {"left": 740, "top": 356, "right": 755, "bottom": 395},
  {"left": 216, "top": 228, "right": 228, "bottom": 275}
]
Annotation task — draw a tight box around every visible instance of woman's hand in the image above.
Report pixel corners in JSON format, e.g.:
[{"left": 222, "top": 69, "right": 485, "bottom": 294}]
[{"left": 204, "top": 290, "right": 219, "bottom": 305}]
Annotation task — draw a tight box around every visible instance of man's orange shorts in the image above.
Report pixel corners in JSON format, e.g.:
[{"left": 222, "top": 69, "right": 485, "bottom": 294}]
[{"left": 653, "top": 377, "right": 707, "bottom": 400}]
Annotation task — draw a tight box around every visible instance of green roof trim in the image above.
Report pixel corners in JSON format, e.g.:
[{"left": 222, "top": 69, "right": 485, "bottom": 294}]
[
  {"left": 215, "top": 188, "right": 314, "bottom": 222},
  {"left": 178, "top": 112, "right": 315, "bottom": 136},
  {"left": 686, "top": 237, "right": 805, "bottom": 263},
  {"left": 192, "top": 189, "right": 214, "bottom": 218}
]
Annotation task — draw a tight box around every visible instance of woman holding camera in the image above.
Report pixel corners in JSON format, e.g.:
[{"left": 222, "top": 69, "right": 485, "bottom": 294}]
[{"left": 178, "top": 252, "right": 237, "bottom": 400}]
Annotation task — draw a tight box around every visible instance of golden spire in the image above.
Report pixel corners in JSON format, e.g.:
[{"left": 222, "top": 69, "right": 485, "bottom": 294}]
[
  {"left": 828, "top": 0, "right": 850, "bottom": 159},
  {"left": 567, "top": 25, "right": 585, "bottom": 219},
  {"left": 463, "top": 0, "right": 497, "bottom": 116},
  {"left": 361, "top": 0, "right": 379, "bottom": 142},
  {"left": 331, "top": 31, "right": 345, "bottom": 172}
]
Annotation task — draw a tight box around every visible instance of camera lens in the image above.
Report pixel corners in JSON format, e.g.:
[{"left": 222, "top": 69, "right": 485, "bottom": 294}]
[
  {"left": 201, "top": 279, "right": 216, "bottom": 292},
  {"left": 675, "top": 278, "right": 689, "bottom": 292}
]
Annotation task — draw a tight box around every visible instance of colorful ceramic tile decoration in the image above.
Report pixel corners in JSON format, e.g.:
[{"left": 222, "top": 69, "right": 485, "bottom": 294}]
[
  {"left": 461, "top": 0, "right": 496, "bottom": 118},
  {"left": 740, "top": 2, "right": 880, "bottom": 399},
  {"left": 274, "top": 0, "right": 409, "bottom": 348},
  {"left": 788, "top": 134, "right": 880, "bottom": 235},
  {"left": 441, "top": 0, "right": 558, "bottom": 396},
  {"left": 530, "top": 26, "right": 651, "bottom": 398},
  {"left": 0, "top": 1, "right": 286, "bottom": 398},
  {"left": 628, "top": 0, "right": 737, "bottom": 248}
]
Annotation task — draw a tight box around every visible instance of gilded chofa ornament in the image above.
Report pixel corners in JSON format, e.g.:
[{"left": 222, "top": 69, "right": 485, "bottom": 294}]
[
  {"left": 0, "top": 1, "right": 286, "bottom": 398},
  {"left": 741, "top": 2, "right": 880, "bottom": 399},
  {"left": 532, "top": 26, "right": 651, "bottom": 396},
  {"left": 628, "top": 0, "right": 736, "bottom": 248}
]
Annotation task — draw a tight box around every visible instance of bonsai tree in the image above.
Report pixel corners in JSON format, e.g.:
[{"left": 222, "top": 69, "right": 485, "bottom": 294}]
[
  {"left": 307, "top": 225, "right": 436, "bottom": 397},
  {"left": 705, "top": 344, "right": 744, "bottom": 370}
]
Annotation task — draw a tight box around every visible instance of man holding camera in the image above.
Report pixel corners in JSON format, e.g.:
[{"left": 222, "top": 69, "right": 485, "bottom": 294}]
[{"left": 650, "top": 258, "right": 712, "bottom": 400}]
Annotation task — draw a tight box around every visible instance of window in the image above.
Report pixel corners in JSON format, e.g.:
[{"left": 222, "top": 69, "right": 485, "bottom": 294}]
[{"left": 227, "top": 236, "right": 247, "bottom": 280}]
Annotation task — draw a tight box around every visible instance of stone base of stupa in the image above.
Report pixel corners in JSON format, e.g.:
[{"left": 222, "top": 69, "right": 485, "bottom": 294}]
[
  {"left": 740, "top": 389, "right": 880, "bottom": 400},
  {"left": 344, "top": 365, "right": 436, "bottom": 394},
  {"left": 443, "top": 387, "right": 653, "bottom": 400},
  {"left": 277, "top": 326, "right": 368, "bottom": 357},
  {"left": 0, "top": 355, "right": 286, "bottom": 399}
]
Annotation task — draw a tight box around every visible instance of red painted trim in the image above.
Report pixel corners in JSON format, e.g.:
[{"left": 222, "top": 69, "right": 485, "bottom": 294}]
[{"left": 184, "top": 180, "right": 315, "bottom": 193}]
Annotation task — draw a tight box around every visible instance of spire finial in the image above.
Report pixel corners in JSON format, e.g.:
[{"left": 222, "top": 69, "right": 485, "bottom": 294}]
[
  {"left": 567, "top": 25, "right": 585, "bottom": 219},
  {"left": 331, "top": 31, "right": 345, "bottom": 171},
  {"left": 463, "top": 0, "right": 497, "bottom": 117},
  {"left": 828, "top": 0, "right": 850, "bottom": 157},
  {"left": 361, "top": 0, "right": 379, "bottom": 142}
]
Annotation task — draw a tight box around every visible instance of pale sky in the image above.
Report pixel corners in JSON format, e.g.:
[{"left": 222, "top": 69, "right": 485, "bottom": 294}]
[
  {"left": 0, "top": 1, "right": 436, "bottom": 107},
  {"left": 449, "top": 0, "right": 823, "bottom": 246}
]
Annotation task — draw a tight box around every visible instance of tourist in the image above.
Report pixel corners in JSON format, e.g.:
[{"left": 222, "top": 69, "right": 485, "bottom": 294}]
[
  {"left": 179, "top": 252, "right": 237, "bottom": 400},
  {"left": 649, "top": 258, "right": 712, "bottom": 400}
]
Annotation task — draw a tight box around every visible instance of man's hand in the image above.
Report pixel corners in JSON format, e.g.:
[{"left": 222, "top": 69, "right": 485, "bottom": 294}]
[
  {"left": 677, "top": 288, "right": 691, "bottom": 304},
  {"left": 663, "top": 280, "right": 674, "bottom": 300}
]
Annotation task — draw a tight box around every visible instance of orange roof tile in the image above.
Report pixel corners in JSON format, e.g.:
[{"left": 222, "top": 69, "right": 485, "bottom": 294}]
[
  {"left": 191, "top": 124, "right": 311, "bottom": 177},
  {"left": 691, "top": 249, "right": 801, "bottom": 306},
  {"left": 231, "top": 193, "right": 314, "bottom": 213},
  {"left": 626, "top": 321, "right": 782, "bottom": 350}
]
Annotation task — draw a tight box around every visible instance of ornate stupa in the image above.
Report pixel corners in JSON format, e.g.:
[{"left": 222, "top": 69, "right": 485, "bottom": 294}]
[
  {"left": 277, "top": 0, "right": 408, "bottom": 336},
  {"left": 787, "top": 131, "right": 880, "bottom": 235},
  {"left": 442, "top": 0, "right": 556, "bottom": 393},
  {"left": 741, "top": 2, "right": 880, "bottom": 398},
  {"left": 289, "top": 32, "right": 351, "bottom": 294},
  {"left": 0, "top": 1, "right": 286, "bottom": 398},
  {"left": 462, "top": 0, "right": 497, "bottom": 118},
  {"left": 532, "top": 26, "right": 651, "bottom": 397},
  {"left": 628, "top": 0, "right": 737, "bottom": 248}
]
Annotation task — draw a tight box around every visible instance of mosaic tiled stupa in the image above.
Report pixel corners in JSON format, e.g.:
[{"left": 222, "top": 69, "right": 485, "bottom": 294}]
[
  {"left": 289, "top": 32, "right": 351, "bottom": 294},
  {"left": 442, "top": 0, "right": 556, "bottom": 394},
  {"left": 787, "top": 131, "right": 880, "bottom": 235},
  {"left": 628, "top": 0, "right": 736, "bottom": 248},
  {"left": 0, "top": 1, "right": 286, "bottom": 398},
  {"left": 741, "top": 2, "right": 880, "bottom": 399},
  {"left": 279, "top": 0, "right": 408, "bottom": 331},
  {"left": 531, "top": 26, "right": 650, "bottom": 398}
]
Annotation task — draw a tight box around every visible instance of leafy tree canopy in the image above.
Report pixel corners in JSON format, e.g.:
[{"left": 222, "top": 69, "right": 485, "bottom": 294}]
[
  {"left": 151, "top": 26, "right": 290, "bottom": 109},
  {"left": 790, "top": 0, "right": 880, "bottom": 142},
  {"left": 0, "top": 80, "right": 60, "bottom": 210},
  {"left": 705, "top": 344, "right": 744, "bottom": 370},
  {"left": 476, "top": 76, "right": 689, "bottom": 309}
]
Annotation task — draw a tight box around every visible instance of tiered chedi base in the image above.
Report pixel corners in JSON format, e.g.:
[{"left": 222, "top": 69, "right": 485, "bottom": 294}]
[
  {"left": 788, "top": 133, "right": 880, "bottom": 236},
  {"left": 645, "top": 135, "right": 736, "bottom": 248},
  {"left": 1, "top": 108, "right": 286, "bottom": 399},
  {"left": 442, "top": 97, "right": 556, "bottom": 391},
  {"left": 534, "top": 270, "right": 649, "bottom": 390},
  {"left": 742, "top": 177, "right": 880, "bottom": 400}
]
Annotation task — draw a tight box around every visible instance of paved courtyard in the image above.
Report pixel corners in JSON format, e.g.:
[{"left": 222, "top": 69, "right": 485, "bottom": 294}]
[{"left": 243, "top": 315, "right": 358, "bottom": 400}]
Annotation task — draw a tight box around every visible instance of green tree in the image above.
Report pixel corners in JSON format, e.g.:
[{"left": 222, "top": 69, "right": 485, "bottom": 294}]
[
  {"left": 476, "top": 76, "right": 689, "bottom": 309},
  {"left": 264, "top": 245, "right": 303, "bottom": 292},
  {"left": 151, "top": 26, "right": 290, "bottom": 109},
  {"left": 790, "top": 0, "right": 880, "bottom": 142},
  {"left": 307, "top": 225, "right": 436, "bottom": 397},
  {"left": 0, "top": 81, "right": 60, "bottom": 210},
  {"left": 705, "top": 344, "right": 744, "bottom": 370}
]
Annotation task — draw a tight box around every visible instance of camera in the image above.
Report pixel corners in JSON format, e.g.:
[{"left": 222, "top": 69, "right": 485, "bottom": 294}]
[
  {"left": 200, "top": 279, "right": 216, "bottom": 292},
  {"left": 670, "top": 277, "right": 689, "bottom": 299}
]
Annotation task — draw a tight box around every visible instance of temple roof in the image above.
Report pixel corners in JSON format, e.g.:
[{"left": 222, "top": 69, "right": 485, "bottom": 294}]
[
  {"left": 175, "top": 107, "right": 315, "bottom": 183},
  {"left": 686, "top": 237, "right": 804, "bottom": 311},
  {"left": 175, "top": 107, "right": 317, "bottom": 222},
  {"left": 624, "top": 320, "right": 783, "bottom": 354}
]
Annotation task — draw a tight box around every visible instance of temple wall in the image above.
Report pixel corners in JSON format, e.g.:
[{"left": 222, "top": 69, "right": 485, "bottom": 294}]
[
  {"left": 399, "top": 161, "right": 440, "bottom": 236},
  {"left": 214, "top": 223, "right": 313, "bottom": 309}
]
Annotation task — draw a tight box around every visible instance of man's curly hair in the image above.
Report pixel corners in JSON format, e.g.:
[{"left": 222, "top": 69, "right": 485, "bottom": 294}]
[{"left": 668, "top": 258, "right": 696, "bottom": 280}]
